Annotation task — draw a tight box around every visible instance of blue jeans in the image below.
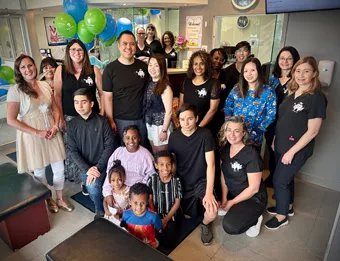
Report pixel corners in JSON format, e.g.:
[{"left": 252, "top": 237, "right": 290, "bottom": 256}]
[{"left": 82, "top": 171, "right": 105, "bottom": 213}]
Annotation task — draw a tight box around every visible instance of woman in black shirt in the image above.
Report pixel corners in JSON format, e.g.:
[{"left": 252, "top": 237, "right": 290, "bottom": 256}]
[
  {"left": 265, "top": 57, "right": 327, "bottom": 230},
  {"left": 135, "top": 26, "right": 150, "bottom": 63},
  {"left": 179, "top": 50, "right": 220, "bottom": 135},
  {"left": 162, "top": 31, "right": 177, "bottom": 68},
  {"left": 219, "top": 116, "right": 267, "bottom": 237},
  {"left": 145, "top": 24, "right": 163, "bottom": 55},
  {"left": 264, "top": 46, "right": 300, "bottom": 187}
]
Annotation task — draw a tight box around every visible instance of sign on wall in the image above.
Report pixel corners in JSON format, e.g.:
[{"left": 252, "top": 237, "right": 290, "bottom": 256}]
[
  {"left": 186, "top": 16, "right": 203, "bottom": 48},
  {"left": 44, "top": 17, "right": 68, "bottom": 46}
]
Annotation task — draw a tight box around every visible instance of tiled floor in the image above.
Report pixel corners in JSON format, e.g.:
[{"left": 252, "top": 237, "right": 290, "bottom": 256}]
[{"left": 0, "top": 146, "right": 339, "bottom": 261}]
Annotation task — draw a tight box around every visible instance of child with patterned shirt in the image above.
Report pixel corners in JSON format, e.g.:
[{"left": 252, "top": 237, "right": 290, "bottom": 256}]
[
  {"left": 121, "top": 183, "right": 162, "bottom": 248},
  {"left": 103, "top": 160, "right": 130, "bottom": 226},
  {"left": 147, "top": 150, "right": 182, "bottom": 229}
]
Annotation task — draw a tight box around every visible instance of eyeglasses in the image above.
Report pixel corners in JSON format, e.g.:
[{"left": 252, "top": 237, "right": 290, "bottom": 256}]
[
  {"left": 279, "top": 57, "right": 293, "bottom": 62},
  {"left": 236, "top": 48, "right": 249, "bottom": 53},
  {"left": 70, "top": 48, "right": 84, "bottom": 53}
]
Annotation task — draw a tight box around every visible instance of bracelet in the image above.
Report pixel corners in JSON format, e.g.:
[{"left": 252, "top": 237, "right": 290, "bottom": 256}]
[
  {"left": 161, "top": 129, "right": 167, "bottom": 133},
  {"left": 52, "top": 125, "right": 59, "bottom": 131}
]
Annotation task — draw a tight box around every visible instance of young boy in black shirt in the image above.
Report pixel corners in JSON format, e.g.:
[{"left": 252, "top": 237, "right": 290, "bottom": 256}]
[
  {"left": 67, "top": 88, "right": 115, "bottom": 219},
  {"left": 168, "top": 104, "right": 218, "bottom": 246}
]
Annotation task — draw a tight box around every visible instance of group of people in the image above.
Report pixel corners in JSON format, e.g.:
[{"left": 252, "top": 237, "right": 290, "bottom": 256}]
[{"left": 6, "top": 27, "right": 327, "bottom": 249}]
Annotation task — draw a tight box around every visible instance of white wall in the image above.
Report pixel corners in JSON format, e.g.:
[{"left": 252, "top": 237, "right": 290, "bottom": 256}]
[{"left": 285, "top": 10, "right": 340, "bottom": 191}]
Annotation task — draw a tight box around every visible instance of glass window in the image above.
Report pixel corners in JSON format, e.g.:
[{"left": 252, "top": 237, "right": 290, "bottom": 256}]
[
  {"left": 10, "top": 18, "right": 25, "bottom": 57},
  {"left": 0, "top": 18, "right": 14, "bottom": 59}
]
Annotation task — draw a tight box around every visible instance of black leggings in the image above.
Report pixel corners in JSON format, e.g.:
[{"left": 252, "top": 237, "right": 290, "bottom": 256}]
[{"left": 223, "top": 191, "right": 267, "bottom": 235}]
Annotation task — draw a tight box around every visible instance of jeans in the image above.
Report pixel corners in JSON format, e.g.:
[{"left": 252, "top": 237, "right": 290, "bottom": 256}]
[
  {"left": 223, "top": 191, "right": 267, "bottom": 235},
  {"left": 273, "top": 151, "right": 309, "bottom": 215},
  {"left": 82, "top": 171, "right": 106, "bottom": 213},
  {"left": 115, "top": 118, "right": 149, "bottom": 149}
]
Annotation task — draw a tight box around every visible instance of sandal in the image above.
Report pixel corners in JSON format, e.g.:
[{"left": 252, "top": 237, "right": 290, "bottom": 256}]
[
  {"left": 46, "top": 198, "right": 59, "bottom": 213},
  {"left": 57, "top": 199, "right": 75, "bottom": 212}
]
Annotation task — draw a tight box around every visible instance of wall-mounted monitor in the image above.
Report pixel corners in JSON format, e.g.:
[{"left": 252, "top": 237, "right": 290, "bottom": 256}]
[{"left": 266, "top": 0, "right": 340, "bottom": 14}]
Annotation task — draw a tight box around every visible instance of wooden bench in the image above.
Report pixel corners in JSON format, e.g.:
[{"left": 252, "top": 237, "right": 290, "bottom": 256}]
[
  {"left": 46, "top": 218, "right": 173, "bottom": 261},
  {"left": 0, "top": 162, "right": 51, "bottom": 250}
]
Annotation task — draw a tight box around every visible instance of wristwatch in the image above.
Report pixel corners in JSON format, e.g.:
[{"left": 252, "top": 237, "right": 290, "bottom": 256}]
[{"left": 161, "top": 129, "right": 167, "bottom": 133}]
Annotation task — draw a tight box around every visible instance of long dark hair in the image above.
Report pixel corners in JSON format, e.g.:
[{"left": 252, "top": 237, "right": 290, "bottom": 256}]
[
  {"left": 161, "top": 31, "right": 175, "bottom": 47},
  {"left": 14, "top": 54, "right": 38, "bottom": 98},
  {"left": 64, "top": 39, "right": 93, "bottom": 76},
  {"left": 39, "top": 57, "right": 58, "bottom": 80},
  {"left": 272, "top": 46, "right": 300, "bottom": 78},
  {"left": 148, "top": 54, "right": 170, "bottom": 96},
  {"left": 187, "top": 50, "right": 213, "bottom": 81},
  {"left": 237, "top": 57, "right": 264, "bottom": 98}
]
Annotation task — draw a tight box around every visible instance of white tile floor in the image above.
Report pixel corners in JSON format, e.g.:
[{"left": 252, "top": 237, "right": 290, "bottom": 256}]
[{"left": 0, "top": 146, "right": 339, "bottom": 261}]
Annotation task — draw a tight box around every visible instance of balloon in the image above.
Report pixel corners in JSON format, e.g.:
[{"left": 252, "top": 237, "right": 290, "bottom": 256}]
[
  {"left": 115, "top": 18, "right": 132, "bottom": 37},
  {"left": 98, "top": 14, "right": 117, "bottom": 42},
  {"left": 89, "top": 56, "right": 102, "bottom": 69},
  {"left": 0, "top": 66, "right": 14, "bottom": 81},
  {"left": 77, "top": 20, "right": 95, "bottom": 44},
  {"left": 0, "top": 78, "right": 10, "bottom": 86},
  {"left": 150, "top": 9, "right": 161, "bottom": 15},
  {"left": 66, "top": 32, "right": 79, "bottom": 40},
  {"left": 63, "top": 0, "right": 88, "bottom": 23},
  {"left": 102, "top": 36, "right": 116, "bottom": 47},
  {"left": 54, "top": 13, "right": 77, "bottom": 38},
  {"left": 84, "top": 40, "right": 94, "bottom": 51},
  {"left": 140, "top": 8, "right": 148, "bottom": 15},
  {"left": 8, "top": 78, "right": 15, "bottom": 84},
  {"left": 84, "top": 8, "right": 106, "bottom": 35},
  {"left": 0, "top": 88, "right": 8, "bottom": 96}
]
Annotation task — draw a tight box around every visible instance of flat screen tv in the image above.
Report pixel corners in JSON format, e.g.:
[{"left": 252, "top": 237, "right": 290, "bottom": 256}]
[{"left": 266, "top": 0, "right": 340, "bottom": 14}]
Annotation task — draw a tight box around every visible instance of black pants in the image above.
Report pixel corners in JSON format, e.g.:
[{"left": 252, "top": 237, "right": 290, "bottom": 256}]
[
  {"left": 264, "top": 123, "right": 276, "bottom": 182},
  {"left": 273, "top": 151, "right": 309, "bottom": 215},
  {"left": 222, "top": 191, "right": 267, "bottom": 235}
]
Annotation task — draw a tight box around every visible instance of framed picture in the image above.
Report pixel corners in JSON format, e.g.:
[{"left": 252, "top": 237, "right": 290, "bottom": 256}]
[{"left": 44, "top": 17, "right": 68, "bottom": 46}]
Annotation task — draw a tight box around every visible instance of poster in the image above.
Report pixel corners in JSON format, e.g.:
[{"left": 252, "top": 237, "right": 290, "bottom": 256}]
[
  {"left": 44, "top": 17, "right": 68, "bottom": 46},
  {"left": 185, "top": 16, "right": 203, "bottom": 48}
]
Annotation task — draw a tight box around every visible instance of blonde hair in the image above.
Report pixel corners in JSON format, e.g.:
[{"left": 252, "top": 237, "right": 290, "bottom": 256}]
[{"left": 288, "top": 56, "right": 322, "bottom": 96}]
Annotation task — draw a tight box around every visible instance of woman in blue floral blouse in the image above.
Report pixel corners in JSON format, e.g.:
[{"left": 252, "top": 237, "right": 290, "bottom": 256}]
[{"left": 224, "top": 58, "right": 276, "bottom": 148}]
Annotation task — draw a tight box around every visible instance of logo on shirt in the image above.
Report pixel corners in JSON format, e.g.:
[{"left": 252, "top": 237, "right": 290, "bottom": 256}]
[
  {"left": 221, "top": 84, "right": 226, "bottom": 90},
  {"left": 283, "top": 86, "right": 288, "bottom": 94},
  {"left": 136, "top": 69, "right": 145, "bottom": 78},
  {"left": 231, "top": 161, "right": 242, "bottom": 172},
  {"left": 170, "top": 52, "right": 176, "bottom": 57},
  {"left": 84, "top": 76, "right": 93, "bottom": 86},
  {"left": 197, "top": 88, "right": 207, "bottom": 98},
  {"left": 292, "top": 102, "right": 304, "bottom": 113}
]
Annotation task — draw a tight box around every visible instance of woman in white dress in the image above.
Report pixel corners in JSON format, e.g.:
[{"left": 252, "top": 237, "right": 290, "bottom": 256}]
[{"left": 6, "top": 54, "right": 74, "bottom": 213}]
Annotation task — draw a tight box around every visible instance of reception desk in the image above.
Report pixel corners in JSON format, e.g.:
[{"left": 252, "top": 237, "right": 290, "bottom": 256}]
[{"left": 167, "top": 68, "right": 187, "bottom": 97}]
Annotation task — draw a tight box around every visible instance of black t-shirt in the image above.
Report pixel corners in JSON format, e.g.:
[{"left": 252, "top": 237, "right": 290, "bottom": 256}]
[
  {"left": 102, "top": 59, "right": 149, "bottom": 120},
  {"left": 135, "top": 44, "right": 151, "bottom": 58},
  {"left": 61, "top": 65, "right": 99, "bottom": 116},
  {"left": 164, "top": 48, "right": 178, "bottom": 68},
  {"left": 275, "top": 90, "right": 327, "bottom": 156},
  {"left": 180, "top": 78, "right": 221, "bottom": 124},
  {"left": 146, "top": 39, "right": 163, "bottom": 55},
  {"left": 168, "top": 127, "right": 216, "bottom": 196},
  {"left": 221, "top": 144, "right": 265, "bottom": 199},
  {"left": 223, "top": 63, "right": 240, "bottom": 98}
]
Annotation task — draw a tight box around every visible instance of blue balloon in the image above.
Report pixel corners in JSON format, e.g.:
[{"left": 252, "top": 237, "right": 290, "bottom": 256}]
[
  {"left": 98, "top": 14, "right": 117, "bottom": 42},
  {"left": 66, "top": 32, "right": 79, "bottom": 40},
  {"left": 84, "top": 40, "right": 94, "bottom": 51},
  {"left": 150, "top": 9, "right": 161, "bottom": 15},
  {"left": 63, "top": 0, "right": 88, "bottom": 23},
  {"left": 0, "top": 79, "right": 10, "bottom": 86},
  {"left": 0, "top": 88, "right": 8, "bottom": 97},
  {"left": 115, "top": 18, "right": 132, "bottom": 37}
]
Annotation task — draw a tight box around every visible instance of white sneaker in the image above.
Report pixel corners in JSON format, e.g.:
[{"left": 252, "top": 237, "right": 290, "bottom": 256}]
[
  {"left": 246, "top": 215, "right": 263, "bottom": 238},
  {"left": 218, "top": 208, "right": 228, "bottom": 216}
]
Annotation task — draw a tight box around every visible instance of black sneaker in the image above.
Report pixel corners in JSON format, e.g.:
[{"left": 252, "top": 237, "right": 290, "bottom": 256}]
[
  {"left": 264, "top": 216, "right": 289, "bottom": 230},
  {"left": 94, "top": 212, "right": 104, "bottom": 220},
  {"left": 81, "top": 184, "right": 89, "bottom": 196},
  {"left": 200, "top": 223, "right": 213, "bottom": 246},
  {"left": 267, "top": 206, "right": 294, "bottom": 216}
]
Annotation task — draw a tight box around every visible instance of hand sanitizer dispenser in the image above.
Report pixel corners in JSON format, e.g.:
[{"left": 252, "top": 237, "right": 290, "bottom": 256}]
[{"left": 318, "top": 60, "right": 335, "bottom": 87}]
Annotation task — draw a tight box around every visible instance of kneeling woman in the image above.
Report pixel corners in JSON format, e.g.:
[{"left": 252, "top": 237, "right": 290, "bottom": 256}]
[{"left": 219, "top": 116, "right": 267, "bottom": 237}]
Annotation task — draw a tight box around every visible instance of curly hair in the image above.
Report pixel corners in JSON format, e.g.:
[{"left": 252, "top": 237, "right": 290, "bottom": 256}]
[
  {"left": 218, "top": 116, "right": 254, "bottom": 149},
  {"left": 14, "top": 54, "right": 38, "bottom": 98},
  {"left": 288, "top": 56, "right": 322, "bottom": 95},
  {"left": 210, "top": 48, "right": 228, "bottom": 67},
  {"left": 161, "top": 31, "right": 175, "bottom": 48},
  {"left": 108, "top": 160, "right": 126, "bottom": 182},
  {"left": 187, "top": 50, "right": 213, "bottom": 81},
  {"left": 154, "top": 150, "right": 174, "bottom": 164},
  {"left": 129, "top": 182, "right": 151, "bottom": 199}
]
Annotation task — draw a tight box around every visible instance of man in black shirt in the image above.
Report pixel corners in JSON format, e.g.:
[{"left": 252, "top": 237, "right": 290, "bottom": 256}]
[
  {"left": 67, "top": 88, "right": 115, "bottom": 219},
  {"left": 168, "top": 104, "right": 218, "bottom": 246},
  {"left": 102, "top": 30, "right": 149, "bottom": 147}
]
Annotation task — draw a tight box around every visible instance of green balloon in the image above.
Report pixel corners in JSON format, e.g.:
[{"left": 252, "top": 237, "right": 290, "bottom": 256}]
[
  {"left": 0, "top": 65, "right": 14, "bottom": 81},
  {"left": 140, "top": 8, "right": 148, "bottom": 15},
  {"left": 54, "top": 13, "right": 77, "bottom": 38},
  {"left": 84, "top": 8, "right": 106, "bottom": 35},
  {"left": 9, "top": 78, "right": 16, "bottom": 84},
  {"left": 102, "top": 36, "right": 116, "bottom": 47},
  {"left": 78, "top": 20, "right": 95, "bottom": 44}
]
